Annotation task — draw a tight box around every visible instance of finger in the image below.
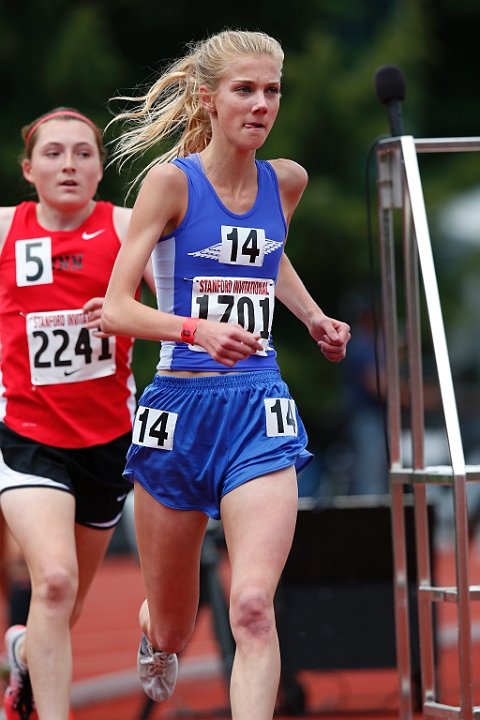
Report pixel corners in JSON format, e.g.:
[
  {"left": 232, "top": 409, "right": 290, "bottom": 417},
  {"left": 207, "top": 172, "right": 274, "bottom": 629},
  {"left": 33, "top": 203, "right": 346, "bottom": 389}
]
[
  {"left": 219, "top": 343, "right": 256, "bottom": 361},
  {"left": 319, "top": 342, "right": 347, "bottom": 360},
  {"left": 223, "top": 331, "right": 263, "bottom": 354},
  {"left": 237, "top": 333, "right": 264, "bottom": 352},
  {"left": 321, "top": 323, "right": 340, "bottom": 343},
  {"left": 82, "top": 297, "right": 104, "bottom": 313},
  {"left": 320, "top": 341, "right": 346, "bottom": 353},
  {"left": 321, "top": 330, "right": 342, "bottom": 346},
  {"left": 84, "top": 317, "right": 102, "bottom": 329}
]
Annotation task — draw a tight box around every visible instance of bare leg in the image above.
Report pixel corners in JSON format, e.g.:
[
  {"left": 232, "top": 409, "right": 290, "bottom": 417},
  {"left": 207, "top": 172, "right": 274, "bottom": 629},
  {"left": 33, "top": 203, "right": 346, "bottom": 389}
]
[
  {"left": 1, "top": 488, "right": 77, "bottom": 720},
  {"left": 70, "top": 523, "right": 114, "bottom": 627},
  {"left": 134, "top": 480, "right": 209, "bottom": 652},
  {"left": 3, "top": 524, "right": 31, "bottom": 625},
  {"left": 220, "top": 467, "right": 298, "bottom": 720},
  {"left": 1, "top": 488, "right": 114, "bottom": 720}
]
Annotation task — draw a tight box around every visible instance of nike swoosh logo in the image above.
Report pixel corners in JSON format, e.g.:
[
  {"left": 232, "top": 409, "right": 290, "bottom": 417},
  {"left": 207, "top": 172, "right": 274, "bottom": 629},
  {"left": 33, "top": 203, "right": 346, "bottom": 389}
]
[
  {"left": 116, "top": 493, "right": 128, "bottom": 502},
  {"left": 82, "top": 229, "right": 105, "bottom": 240},
  {"left": 64, "top": 369, "right": 81, "bottom": 376}
]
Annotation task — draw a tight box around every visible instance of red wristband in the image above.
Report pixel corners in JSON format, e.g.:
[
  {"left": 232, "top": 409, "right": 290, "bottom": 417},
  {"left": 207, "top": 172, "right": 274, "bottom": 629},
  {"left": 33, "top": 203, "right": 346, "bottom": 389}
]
[{"left": 181, "top": 317, "right": 200, "bottom": 343}]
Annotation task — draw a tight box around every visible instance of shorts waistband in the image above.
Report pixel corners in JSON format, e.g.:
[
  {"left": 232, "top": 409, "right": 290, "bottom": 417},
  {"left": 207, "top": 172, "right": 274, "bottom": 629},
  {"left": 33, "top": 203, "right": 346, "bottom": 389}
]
[{"left": 152, "top": 370, "right": 282, "bottom": 390}]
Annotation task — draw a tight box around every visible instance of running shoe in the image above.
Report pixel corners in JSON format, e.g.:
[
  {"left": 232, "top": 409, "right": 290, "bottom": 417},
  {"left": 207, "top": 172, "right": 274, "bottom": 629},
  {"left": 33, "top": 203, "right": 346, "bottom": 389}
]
[
  {"left": 137, "top": 634, "right": 178, "bottom": 702},
  {"left": 3, "top": 625, "right": 37, "bottom": 720}
]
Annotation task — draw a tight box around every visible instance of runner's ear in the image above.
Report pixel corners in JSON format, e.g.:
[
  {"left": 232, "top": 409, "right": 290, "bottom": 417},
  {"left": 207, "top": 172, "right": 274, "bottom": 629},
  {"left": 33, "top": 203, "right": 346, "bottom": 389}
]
[
  {"left": 21, "top": 159, "right": 35, "bottom": 185},
  {"left": 199, "top": 86, "right": 216, "bottom": 115}
]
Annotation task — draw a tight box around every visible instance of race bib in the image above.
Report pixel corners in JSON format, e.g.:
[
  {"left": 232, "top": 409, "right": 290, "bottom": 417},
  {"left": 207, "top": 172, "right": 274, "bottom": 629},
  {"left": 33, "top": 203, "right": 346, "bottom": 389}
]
[
  {"left": 265, "top": 398, "right": 298, "bottom": 437},
  {"left": 190, "top": 276, "right": 275, "bottom": 355},
  {"left": 26, "top": 309, "right": 116, "bottom": 385},
  {"left": 219, "top": 226, "right": 266, "bottom": 267},
  {"left": 16, "top": 237, "right": 53, "bottom": 287},
  {"left": 132, "top": 406, "right": 178, "bottom": 451}
]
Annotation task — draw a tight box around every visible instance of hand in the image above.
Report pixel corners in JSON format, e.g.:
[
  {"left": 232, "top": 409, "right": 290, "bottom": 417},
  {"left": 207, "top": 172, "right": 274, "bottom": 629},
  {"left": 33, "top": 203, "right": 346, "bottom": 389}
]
[
  {"left": 193, "top": 320, "right": 264, "bottom": 367},
  {"left": 83, "top": 297, "right": 111, "bottom": 338},
  {"left": 309, "top": 314, "right": 351, "bottom": 362}
]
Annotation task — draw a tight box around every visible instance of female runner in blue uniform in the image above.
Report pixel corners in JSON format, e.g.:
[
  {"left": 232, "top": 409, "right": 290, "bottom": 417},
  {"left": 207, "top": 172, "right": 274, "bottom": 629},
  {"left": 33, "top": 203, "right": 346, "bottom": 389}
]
[{"left": 102, "top": 29, "right": 351, "bottom": 720}]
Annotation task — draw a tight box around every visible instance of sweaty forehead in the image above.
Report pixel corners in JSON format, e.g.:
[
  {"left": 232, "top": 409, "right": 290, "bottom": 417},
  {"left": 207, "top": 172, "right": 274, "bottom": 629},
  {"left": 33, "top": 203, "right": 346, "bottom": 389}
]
[
  {"left": 222, "top": 54, "right": 282, "bottom": 81},
  {"left": 35, "top": 118, "right": 98, "bottom": 145}
]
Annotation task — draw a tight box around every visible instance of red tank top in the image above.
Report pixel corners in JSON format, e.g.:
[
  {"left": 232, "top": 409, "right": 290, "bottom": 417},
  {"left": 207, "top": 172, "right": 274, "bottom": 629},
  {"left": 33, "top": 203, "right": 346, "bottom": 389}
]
[{"left": 0, "top": 201, "right": 136, "bottom": 448}]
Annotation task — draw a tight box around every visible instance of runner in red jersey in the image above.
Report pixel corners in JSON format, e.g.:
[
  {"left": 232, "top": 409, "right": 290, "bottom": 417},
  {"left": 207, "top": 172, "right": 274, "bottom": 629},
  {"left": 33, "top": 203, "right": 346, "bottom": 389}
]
[{"left": 0, "top": 108, "right": 153, "bottom": 720}]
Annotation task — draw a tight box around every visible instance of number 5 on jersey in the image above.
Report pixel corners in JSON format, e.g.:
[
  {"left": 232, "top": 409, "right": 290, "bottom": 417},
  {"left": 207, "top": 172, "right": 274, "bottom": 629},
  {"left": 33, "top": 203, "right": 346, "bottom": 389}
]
[
  {"left": 265, "top": 398, "right": 298, "bottom": 437},
  {"left": 132, "top": 406, "right": 178, "bottom": 450},
  {"left": 16, "top": 238, "right": 53, "bottom": 286}
]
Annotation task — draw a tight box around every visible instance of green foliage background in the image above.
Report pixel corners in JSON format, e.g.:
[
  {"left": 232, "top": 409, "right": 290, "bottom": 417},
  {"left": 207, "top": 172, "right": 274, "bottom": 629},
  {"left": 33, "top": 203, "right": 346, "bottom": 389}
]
[{"left": 1, "top": 0, "right": 479, "bottom": 449}]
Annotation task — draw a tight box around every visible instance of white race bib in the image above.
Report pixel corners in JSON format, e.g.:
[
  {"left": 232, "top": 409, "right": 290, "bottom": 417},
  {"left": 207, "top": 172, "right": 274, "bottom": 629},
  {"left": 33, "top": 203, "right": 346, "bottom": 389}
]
[
  {"left": 219, "top": 226, "right": 266, "bottom": 267},
  {"left": 190, "top": 276, "right": 275, "bottom": 355},
  {"left": 16, "top": 237, "right": 53, "bottom": 287},
  {"left": 132, "top": 406, "right": 178, "bottom": 451},
  {"left": 26, "top": 309, "right": 116, "bottom": 385},
  {"left": 265, "top": 398, "right": 298, "bottom": 437}
]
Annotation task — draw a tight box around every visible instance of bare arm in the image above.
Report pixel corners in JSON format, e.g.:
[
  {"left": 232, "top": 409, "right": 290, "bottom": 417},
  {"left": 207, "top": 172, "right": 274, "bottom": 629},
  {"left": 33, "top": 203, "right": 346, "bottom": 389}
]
[
  {"left": 271, "top": 158, "right": 350, "bottom": 362},
  {"left": 0, "top": 207, "right": 17, "bottom": 256},
  {"left": 84, "top": 204, "right": 156, "bottom": 328},
  {"left": 101, "top": 164, "right": 263, "bottom": 367},
  {"left": 269, "top": 158, "right": 308, "bottom": 226},
  {"left": 113, "top": 204, "right": 155, "bottom": 293},
  {"left": 276, "top": 254, "right": 350, "bottom": 362}
]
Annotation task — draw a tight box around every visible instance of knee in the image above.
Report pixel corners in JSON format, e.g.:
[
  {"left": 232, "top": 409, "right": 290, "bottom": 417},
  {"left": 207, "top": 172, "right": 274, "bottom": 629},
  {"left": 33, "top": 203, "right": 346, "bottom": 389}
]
[
  {"left": 32, "top": 565, "right": 78, "bottom": 615},
  {"left": 229, "top": 588, "right": 274, "bottom": 647}
]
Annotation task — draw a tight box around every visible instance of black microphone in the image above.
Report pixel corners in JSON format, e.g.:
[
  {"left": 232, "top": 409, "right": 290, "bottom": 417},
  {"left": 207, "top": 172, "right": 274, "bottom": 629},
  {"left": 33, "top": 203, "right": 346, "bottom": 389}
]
[{"left": 374, "top": 65, "right": 406, "bottom": 137}]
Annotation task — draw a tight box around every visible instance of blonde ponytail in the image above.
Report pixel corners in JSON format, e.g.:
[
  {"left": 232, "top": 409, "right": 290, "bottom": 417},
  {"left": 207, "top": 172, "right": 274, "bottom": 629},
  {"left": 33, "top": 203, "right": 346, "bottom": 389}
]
[{"left": 107, "top": 30, "right": 283, "bottom": 192}]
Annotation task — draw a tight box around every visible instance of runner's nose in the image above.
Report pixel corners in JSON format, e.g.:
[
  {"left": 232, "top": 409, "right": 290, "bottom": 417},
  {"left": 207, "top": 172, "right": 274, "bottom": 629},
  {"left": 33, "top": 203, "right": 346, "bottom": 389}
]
[
  {"left": 252, "top": 91, "right": 268, "bottom": 114},
  {"left": 62, "top": 152, "right": 76, "bottom": 171}
]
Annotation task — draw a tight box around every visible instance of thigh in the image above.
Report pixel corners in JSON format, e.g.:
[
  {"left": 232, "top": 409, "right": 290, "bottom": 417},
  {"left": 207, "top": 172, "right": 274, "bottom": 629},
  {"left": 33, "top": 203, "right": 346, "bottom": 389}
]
[
  {"left": 220, "top": 467, "right": 298, "bottom": 602},
  {"left": 134, "top": 480, "right": 209, "bottom": 635},
  {"left": 0, "top": 487, "right": 77, "bottom": 580}
]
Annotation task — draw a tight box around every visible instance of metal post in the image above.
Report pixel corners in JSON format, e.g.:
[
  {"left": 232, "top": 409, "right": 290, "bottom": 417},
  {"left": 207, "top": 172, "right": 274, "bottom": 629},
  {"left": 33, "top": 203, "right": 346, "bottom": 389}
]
[
  {"left": 400, "top": 136, "right": 473, "bottom": 720},
  {"left": 377, "top": 146, "right": 413, "bottom": 720},
  {"left": 402, "top": 167, "right": 436, "bottom": 705}
]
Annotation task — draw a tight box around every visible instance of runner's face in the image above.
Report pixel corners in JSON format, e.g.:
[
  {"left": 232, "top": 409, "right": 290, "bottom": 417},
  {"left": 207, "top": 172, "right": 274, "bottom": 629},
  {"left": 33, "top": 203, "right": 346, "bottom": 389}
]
[
  {"left": 202, "top": 54, "right": 281, "bottom": 151},
  {"left": 22, "top": 119, "right": 103, "bottom": 211}
]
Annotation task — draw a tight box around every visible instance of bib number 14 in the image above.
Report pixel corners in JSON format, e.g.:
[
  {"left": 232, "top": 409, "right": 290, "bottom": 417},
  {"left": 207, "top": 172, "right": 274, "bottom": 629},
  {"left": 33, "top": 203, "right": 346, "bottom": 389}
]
[
  {"left": 265, "top": 398, "right": 298, "bottom": 437},
  {"left": 132, "top": 406, "right": 178, "bottom": 451},
  {"left": 219, "top": 226, "right": 265, "bottom": 267}
]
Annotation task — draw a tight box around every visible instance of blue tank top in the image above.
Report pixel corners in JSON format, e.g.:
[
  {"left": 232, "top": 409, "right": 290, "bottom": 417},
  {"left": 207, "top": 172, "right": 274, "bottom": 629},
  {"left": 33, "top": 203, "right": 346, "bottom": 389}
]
[{"left": 153, "top": 154, "right": 287, "bottom": 372}]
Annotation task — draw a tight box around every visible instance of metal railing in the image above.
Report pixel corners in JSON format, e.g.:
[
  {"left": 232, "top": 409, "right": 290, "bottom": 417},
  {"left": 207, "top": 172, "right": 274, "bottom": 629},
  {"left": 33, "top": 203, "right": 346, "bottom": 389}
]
[{"left": 376, "top": 135, "right": 480, "bottom": 720}]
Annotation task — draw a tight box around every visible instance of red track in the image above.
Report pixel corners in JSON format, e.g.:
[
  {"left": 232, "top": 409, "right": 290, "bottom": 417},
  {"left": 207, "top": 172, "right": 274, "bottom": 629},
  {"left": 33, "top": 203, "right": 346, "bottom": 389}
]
[{"left": 3, "top": 542, "right": 480, "bottom": 720}]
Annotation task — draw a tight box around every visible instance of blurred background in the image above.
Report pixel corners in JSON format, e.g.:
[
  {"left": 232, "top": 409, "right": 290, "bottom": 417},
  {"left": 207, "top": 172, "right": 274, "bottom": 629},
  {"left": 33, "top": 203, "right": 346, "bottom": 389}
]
[{"left": 1, "top": 0, "right": 480, "bottom": 500}]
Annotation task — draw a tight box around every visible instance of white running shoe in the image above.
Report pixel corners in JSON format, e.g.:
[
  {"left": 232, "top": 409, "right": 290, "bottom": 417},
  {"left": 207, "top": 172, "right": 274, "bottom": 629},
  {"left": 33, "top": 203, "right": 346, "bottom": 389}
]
[{"left": 137, "top": 634, "right": 178, "bottom": 702}]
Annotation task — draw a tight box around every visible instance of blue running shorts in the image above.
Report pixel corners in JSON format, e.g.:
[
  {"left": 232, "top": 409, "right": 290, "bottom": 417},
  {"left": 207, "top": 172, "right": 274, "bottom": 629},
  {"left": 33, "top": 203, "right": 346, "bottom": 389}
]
[{"left": 124, "top": 370, "right": 313, "bottom": 519}]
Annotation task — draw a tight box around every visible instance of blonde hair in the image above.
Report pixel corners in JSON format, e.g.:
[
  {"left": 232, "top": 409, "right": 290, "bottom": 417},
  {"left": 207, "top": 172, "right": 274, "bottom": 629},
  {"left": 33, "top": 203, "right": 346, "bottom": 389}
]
[{"left": 107, "top": 30, "right": 283, "bottom": 189}]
